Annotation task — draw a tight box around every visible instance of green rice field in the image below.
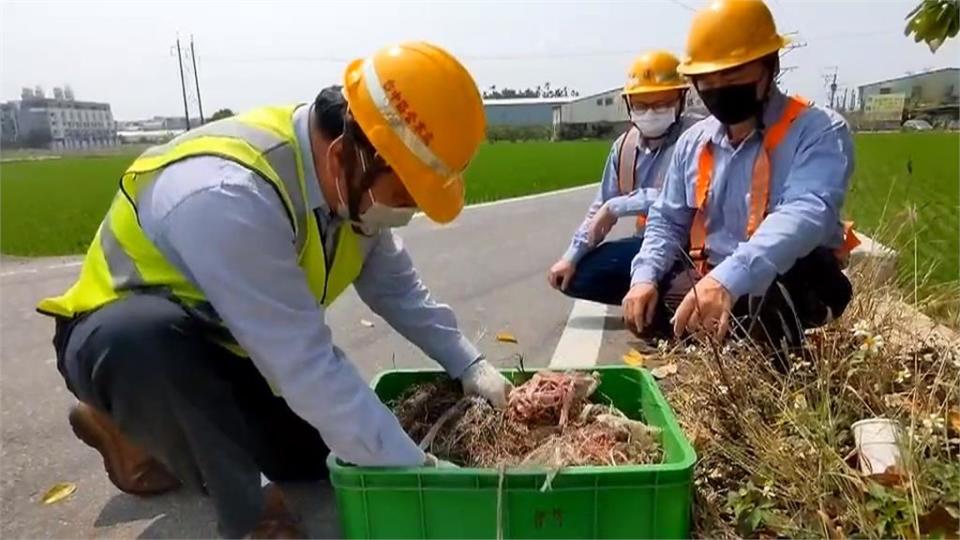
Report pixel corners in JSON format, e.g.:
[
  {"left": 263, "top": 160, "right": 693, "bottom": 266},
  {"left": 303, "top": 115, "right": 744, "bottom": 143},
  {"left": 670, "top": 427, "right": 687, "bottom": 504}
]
[{"left": 2, "top": 133, "right": 957, "bottom": 292}]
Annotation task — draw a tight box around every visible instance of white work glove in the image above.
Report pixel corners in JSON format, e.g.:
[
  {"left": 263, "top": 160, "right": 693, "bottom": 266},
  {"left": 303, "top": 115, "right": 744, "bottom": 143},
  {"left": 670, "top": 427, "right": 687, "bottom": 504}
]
[
  {"left": 423, "top": 453, "right": 459, "bottom": 468},
  {"left": 460, "top": 359, "right": 513, "bottom": 409}
]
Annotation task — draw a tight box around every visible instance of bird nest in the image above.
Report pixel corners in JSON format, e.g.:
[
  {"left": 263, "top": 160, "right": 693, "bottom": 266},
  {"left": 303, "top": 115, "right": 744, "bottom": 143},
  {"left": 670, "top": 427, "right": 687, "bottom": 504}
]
[{"left": 390, "top": 371, "right": 662, "bottom": 469}]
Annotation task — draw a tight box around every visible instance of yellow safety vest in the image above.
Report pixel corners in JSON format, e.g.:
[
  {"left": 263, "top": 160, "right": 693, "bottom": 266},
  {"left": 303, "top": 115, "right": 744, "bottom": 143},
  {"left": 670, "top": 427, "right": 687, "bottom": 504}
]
[{"left": 37, "top": 105, "right": 365, "bottom": 354}]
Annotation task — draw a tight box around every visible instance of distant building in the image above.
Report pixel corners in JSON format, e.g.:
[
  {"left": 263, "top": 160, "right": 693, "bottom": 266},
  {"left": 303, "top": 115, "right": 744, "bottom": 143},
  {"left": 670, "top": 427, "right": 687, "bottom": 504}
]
[
  {"left": 483, "top": 97, "right": 569, "bottom": 127},
  {"left": 554, "top": 88, "right": 625, "bottom": 126},
  {"left": 858, "top": 67, "right": 959, "bottom": 128},
  {"left": 1, "top": 102, "right": 18, "bottom": 146},
  {"left": 118, "top": 116, "right": 200, "bottom": 132},
  {"left": 553, "top": 86, "right": 705, "bottom": 128},
  {"left": 6, "top": 85, "right": 118, "bottom": 149}
]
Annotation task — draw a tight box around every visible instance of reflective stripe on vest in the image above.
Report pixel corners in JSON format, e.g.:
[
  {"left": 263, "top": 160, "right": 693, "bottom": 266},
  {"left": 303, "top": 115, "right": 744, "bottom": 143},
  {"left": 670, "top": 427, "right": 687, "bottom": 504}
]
[
  {"left": 37, "top": 106, "right": 365, "bottom": 355},
  {"left": 130, "top": 117, "right": 310, "bottom": 254},
  {"left": 615, "top": 126, "right": 655, "bottom": 231}
]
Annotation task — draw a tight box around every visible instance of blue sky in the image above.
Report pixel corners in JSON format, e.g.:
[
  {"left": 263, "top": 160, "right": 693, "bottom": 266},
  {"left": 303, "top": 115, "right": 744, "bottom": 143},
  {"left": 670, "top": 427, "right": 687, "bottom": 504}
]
[{"left": 2, "top": 0, "right": 957, "bottom": 119}]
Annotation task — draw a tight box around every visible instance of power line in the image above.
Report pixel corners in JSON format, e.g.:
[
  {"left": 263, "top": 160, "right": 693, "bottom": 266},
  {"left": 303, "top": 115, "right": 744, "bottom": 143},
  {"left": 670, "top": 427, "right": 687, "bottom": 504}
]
[
  {"left": 201, "top": 50, "right": 643, "bottom": 64},
  {"left": 667, "top": 0, "right": 697, "bottom": 12},
  {"left": 190, "top": 35, "right": 204, "bottom": 124},
  {"left": 193, "top": 28, "right": 900, "bottom": 67}
]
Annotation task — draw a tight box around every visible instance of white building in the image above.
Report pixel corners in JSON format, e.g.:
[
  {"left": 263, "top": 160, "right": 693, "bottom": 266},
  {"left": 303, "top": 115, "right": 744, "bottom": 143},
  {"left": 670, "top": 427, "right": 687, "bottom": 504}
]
[
  {"left": 554, "top": 86, "right": 706, "bottom": 127},
  {"left": 13, "top": 86, "right": 118, "bottom": 149},
  {"left": 553, "top": 88, "right": 625, "bottom": 126}
]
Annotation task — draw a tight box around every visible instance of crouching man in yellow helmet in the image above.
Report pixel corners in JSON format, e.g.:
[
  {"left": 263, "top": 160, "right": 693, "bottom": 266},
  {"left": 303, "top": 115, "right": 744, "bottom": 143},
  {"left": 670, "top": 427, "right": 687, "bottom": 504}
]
[
  {"left": 548, "top": 51, "right": 700, "bottom": 305},
  {"left": 622, "top": 0, "right": 859, "bottom": 363},
  {"left": 37, "top": 42, "right": 512, "bottom": 538}
]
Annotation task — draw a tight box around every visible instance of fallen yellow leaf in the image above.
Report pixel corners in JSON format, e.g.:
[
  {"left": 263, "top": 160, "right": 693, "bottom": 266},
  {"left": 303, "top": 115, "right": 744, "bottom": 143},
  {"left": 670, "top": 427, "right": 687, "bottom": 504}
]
[
  {"left": 948, "top": 409, "right": 960, "bottom": 433},
  {"left": 651, "top": 363, "right": 678, "bottom": 379},
  {"left": 496, "top": 332, "right": 518, "bottom": 344},
  {"left": 622, "top": 348, "right": 646, "bottom": 367},
  {"left": 41, "top": 482, "right": 76, "bottom": 505}
]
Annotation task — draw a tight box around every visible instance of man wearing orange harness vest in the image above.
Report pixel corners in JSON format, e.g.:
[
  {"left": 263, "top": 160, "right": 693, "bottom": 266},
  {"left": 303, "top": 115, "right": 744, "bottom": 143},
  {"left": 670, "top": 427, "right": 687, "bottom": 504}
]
[
  {"left": 622, "top": 0, "right": 858, "bottom": 361},
  {"left": 548, "top": 51, "right": 700, "bottom": 305}
]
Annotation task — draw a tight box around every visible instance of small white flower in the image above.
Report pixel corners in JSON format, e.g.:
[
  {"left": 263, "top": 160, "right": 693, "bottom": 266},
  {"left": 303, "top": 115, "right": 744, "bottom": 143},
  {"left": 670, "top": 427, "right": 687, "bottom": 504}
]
[
  {"left": 791, "top": 359, "right": 812, "bottom": 373},
  {"left": 685, "top": 345, "right": 699, "bottom": 355},
  {"left": 657, "top": 339, "right": 670, "bottom": 354},
  {"left": 895, "top": 367, "right": 911, "bottom": 383},
  {"left": 860, "top": 334, "right": 885, "bottom": 356},
  {"left": 718, "top": 385, "right": 729, "bottom": 396},
  {"left": 852, "top": 320, "right": 872, "bottom": 338},
  {"left": 761, "top": 481, "right": 775, "bottom": 499}
]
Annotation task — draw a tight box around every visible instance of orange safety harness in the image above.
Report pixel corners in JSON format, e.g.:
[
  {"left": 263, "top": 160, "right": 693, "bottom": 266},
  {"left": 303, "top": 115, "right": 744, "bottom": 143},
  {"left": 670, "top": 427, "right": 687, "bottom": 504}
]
[
  {"left": 688, "top": 95, "right": 860, "bottom": 275},
  {"left": 616, "top": 126, "right": 665, "bottom": 231}
]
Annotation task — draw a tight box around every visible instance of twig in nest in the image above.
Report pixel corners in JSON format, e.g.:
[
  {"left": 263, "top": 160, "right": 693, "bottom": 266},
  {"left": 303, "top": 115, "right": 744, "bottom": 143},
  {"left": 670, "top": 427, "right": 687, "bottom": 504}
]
[{"left": 419, "top": 397, "right": 478, "bottom": 451}]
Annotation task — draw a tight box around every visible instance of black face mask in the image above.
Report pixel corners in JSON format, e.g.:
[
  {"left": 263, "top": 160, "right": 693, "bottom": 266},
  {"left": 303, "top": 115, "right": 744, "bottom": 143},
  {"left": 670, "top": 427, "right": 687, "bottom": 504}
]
[{"left": 697, "top": 82, "right": 763, "bottom": 125}]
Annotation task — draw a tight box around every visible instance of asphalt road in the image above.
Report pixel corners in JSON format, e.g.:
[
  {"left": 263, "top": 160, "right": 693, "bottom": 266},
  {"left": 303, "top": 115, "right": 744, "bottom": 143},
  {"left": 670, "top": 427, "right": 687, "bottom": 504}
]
[{"left": 0, "top": 184, "right": 639, "bottom": 539}]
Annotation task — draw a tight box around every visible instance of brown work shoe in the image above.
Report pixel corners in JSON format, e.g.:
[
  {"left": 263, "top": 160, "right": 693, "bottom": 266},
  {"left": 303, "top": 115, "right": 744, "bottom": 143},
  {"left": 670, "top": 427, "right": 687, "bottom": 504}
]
[
  {"left": 246, "top": 483, "right": 307, "bottom": 539},
  {"left": 68, "top": 402, "right": 181, "bottom": 496}
]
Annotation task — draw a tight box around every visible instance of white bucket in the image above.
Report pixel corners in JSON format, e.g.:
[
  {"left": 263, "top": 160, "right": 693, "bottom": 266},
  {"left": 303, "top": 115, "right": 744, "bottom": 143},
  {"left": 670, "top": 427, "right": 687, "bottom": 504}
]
[{"left": 851, "top": 417, "right": 902, "bottom": 475}]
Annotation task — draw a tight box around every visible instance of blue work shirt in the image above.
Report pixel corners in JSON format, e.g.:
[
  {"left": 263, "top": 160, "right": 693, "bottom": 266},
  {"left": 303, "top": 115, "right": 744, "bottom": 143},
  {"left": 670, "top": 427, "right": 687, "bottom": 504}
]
[
  {"left": 563, "top": 114, "right": 699, "bottom": 263},
  {"left": 631, "top": 87, "right": 855, "bottom": 299},
  {"left": 136, "top": 104, "right": 481, "bottom": 468}
]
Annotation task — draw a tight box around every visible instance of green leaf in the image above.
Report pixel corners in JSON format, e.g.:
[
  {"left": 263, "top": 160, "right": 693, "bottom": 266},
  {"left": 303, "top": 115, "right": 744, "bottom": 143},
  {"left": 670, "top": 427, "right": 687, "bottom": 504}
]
[
  {"left": 867, "top": 482, "right": 889, "bottom": 499},
  {"left": 748, "top": 508, "right": 764, "bottom": 532}
]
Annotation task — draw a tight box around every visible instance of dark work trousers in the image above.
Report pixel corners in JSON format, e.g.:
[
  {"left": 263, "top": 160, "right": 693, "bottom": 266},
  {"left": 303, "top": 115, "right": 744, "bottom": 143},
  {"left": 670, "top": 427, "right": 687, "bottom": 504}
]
[
  {"left": 646, "top": 246, "right": 853, "bottom": 365},
  {"left": 52, "top": 294, "right": 330, "bottom": 538},
  {"left": 563, "top": 236, "right": 645, "bottom": 306}
]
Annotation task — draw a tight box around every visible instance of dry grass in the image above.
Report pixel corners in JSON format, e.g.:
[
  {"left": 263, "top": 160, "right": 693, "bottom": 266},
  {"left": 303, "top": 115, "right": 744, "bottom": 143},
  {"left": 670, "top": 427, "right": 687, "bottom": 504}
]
[{"left": 662, "top": 263, "right": 960, "bottom": 538}]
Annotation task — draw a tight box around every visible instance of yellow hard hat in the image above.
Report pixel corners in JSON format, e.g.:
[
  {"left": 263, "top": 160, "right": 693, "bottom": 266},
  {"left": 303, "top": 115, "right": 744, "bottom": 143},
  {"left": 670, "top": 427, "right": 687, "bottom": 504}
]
[
  {"left": 622, "top": 50, "right": 687, "bottom": 95},
  {"left": 678, "top": 0, "right": 789, "bottom": 76},
  {"left": 344, "top": 42, "right": 485, "bottom": 224}
]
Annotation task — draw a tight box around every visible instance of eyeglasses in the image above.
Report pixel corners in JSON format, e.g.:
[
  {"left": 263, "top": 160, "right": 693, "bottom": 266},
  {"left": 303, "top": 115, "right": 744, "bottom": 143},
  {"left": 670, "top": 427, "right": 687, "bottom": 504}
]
[{"left": 628, "top": 102, "right": 676, "bottom": 114}]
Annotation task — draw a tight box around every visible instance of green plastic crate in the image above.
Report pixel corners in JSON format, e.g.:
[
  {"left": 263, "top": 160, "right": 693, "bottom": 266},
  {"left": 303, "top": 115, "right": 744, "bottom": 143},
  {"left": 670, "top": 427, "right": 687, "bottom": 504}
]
[{"left": 326, "top": 366, "right": 696, "bottom": 539}]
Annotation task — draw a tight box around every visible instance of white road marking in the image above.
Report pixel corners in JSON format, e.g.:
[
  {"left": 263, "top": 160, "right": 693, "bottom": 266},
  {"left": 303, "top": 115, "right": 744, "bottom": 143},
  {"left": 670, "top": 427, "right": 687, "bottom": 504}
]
[
  {"left": 410, "top": 183, "right": 597, "bottom": 221},
  {"left": 463, "top": 183, "right": 597, "bottom": 211},
  {"left": 548, "top": 299, "right": 608, "bottom": 368},
  {"left": 0, "top": 184, "right": 598, "bottom": 278},
  {"left": 0, "top": 260, "right": 82, "bottom": 278}
]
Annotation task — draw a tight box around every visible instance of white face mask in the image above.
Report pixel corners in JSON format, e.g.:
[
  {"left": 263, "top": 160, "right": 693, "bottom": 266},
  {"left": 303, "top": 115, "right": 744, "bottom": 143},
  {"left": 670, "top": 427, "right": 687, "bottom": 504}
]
[
  {"left": 630, "top": 106, "right": 677, "bottom": 138},
  {"left": 335, "top": 176, "right": 415, "bottom": 235},
  {"left": 357, "top": 190, "right": 417, "bottom": 235}
]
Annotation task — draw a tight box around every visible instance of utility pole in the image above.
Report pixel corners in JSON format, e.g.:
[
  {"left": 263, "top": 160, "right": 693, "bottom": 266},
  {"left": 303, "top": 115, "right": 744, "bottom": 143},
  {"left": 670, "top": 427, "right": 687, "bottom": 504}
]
[
  {"left": 190, "top": 35, "right": 204, "bottom": 124},
  {"left": 775, "top": 31, "right": 806, "bottom": 86},
  {"left": 822, "top": 66, "right": 839, "bottom": 110},
  {"left": 176, "top": 37, "right": 191, "bottom": 130}
]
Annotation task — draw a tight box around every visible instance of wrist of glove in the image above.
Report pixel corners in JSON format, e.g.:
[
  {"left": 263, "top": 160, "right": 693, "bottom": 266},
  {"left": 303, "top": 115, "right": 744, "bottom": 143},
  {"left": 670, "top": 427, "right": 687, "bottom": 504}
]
[
  {"left": 460, "top": 359, "right": 514, "bottom": 409},
  {"left": 423, "top": 453, "right": 459, "bottom": 468}
]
